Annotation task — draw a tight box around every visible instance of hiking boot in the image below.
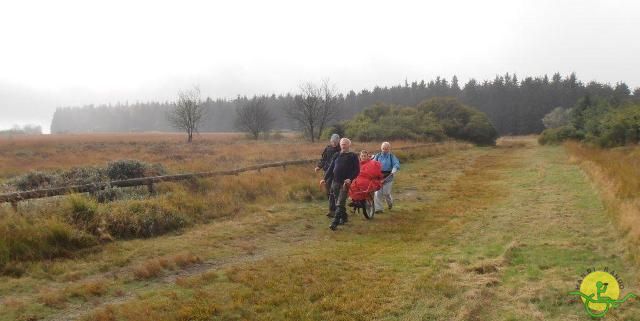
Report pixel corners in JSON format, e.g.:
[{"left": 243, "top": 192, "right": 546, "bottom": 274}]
[
  {"left": 388, "top": 202, "right": 393, "bottom": 210},
  {"left": 331, "top": 212, "right": 342, "bottom": 229},
  {"left": 339, "top": 213, "right": 349, "bottom": 225},
  {"left": 375, "top": 209, "right": 383, "bottom": 214}
]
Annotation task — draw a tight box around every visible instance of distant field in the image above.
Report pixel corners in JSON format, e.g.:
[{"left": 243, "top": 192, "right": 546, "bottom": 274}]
[
  {"left": 1, "top": 135, "right": 639, "bottom": 321},
  {"left": 0, "top": 132, "right": 426, "bottom": 180}
]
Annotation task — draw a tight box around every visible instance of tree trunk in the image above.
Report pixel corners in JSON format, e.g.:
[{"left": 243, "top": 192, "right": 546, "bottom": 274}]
[{"left": 317, "top": 122, "right": 325, "bottom": 142}]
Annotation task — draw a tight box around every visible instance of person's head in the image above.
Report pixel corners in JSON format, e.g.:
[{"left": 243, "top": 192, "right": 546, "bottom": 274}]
[
  {"left": 340, "top": 138, "right": 351, "bottom": 152},
  {"left": 359, "top": 150, "right": 370, "bottom": 161},
  {"left": 381, "top": 142, "right": 391, "bottom": 154},
  {"left": 329, "top": 133, "right": 340, "bottom": 147}
]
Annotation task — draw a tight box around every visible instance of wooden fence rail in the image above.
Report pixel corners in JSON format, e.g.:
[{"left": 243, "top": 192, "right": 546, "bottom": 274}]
[{"left": 0, "top": 143, "right": 437, "bottom": 207}]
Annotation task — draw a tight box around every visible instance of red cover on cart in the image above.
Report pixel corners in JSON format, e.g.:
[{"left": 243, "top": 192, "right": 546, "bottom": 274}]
[{"left": 349, "top": 159, "right": 383, "bottom": 201}]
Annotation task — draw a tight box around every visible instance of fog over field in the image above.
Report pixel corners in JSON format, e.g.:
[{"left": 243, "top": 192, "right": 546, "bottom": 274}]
[{"left": 0, "top": 0, "right": 639, "bottom": 132}]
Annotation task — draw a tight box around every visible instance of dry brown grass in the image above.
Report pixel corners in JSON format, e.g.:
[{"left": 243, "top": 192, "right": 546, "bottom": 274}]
[
  {"left": 0, "top": 132, "right": 423, "bottom": 179},
  {"left": 175, "top": 271, "right": 219, "bottom": 289},
  {"left": 133, "top": 252, "right": 202, "bottom": 280},
  {"left": 36, "top": 278, "right": 110, "bottom": 310},
  {"left": 65, "top": 279, "right": 110, "bottom": 300},
  {"left": 37, "top": 289, "right": 67, "bottom": 308},
  {"left": 85, "top": 305, "right": 117, "bottom": 321},
  {"left": 565, "top": 142, "right": 640, "bottom": 199}
]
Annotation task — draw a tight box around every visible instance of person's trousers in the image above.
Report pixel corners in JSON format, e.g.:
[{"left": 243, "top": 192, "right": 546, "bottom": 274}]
[
  {"left": 330, "top": 180, "right": 349, "bottom": 224},
  {"left": 374, "top": 180, "right": 394, "bottom": 211},
  {"left": 325, "top": 175, "right": 336, "bottom": 213}
]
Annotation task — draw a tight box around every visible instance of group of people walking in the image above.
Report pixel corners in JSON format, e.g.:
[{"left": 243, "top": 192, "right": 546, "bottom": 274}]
[{"left": 316, "top": 134, "right": 400, "bottom": 230}]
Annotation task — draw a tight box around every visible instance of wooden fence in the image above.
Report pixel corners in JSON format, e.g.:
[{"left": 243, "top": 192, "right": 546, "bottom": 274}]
[{"left": 0, "top": 143, "right": 437, "bottom": 209}]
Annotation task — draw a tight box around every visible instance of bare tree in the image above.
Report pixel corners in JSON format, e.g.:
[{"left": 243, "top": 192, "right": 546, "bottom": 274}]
[
  {"left": 285, "top": 80, "right": 340, "bottom": 142},
  {"left": 234, "top": 97, "right": 274, "bottom": 139},
  {"left": 168, "top": 86, "right": 206, "bottom": 143},
  {"left": 317, "top": 79, "right": 340, "bottom": 140}
]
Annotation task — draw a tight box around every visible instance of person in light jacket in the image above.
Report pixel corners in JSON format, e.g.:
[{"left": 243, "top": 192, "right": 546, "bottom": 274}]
[{"left": 372, "top": 141, "right": 400, "bottom": 213}]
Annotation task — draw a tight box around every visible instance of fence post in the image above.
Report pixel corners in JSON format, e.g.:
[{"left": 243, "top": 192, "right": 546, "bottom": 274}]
[
  {"left": 10, "top": 201, "right": 18, "bottom": 212},
  {"left": 147, "top": 182, "right": 154, "bottom": 194}
]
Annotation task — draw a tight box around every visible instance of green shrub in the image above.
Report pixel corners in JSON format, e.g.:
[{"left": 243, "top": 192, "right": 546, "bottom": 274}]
[
  {"left": 345, "top": 103, "right": 446, "bottom": 142},
  {"left": 462, "top": 113, "right": 500, "bottom": 146},
  {"left": 590, "top": 104, "right": 640, "bottom": 147},
  {"left": 59, "top": 166, "right": 106, "bottom": 185},
  {"left": 538, "top": 125, "right": 583, "bottom": 145},
  {"left": 12, "top": 171, "right": 60, "bottom": 191},
  {"left": 417, "top": 97, "right": 498, "bottom": 145},
  {"left": 553, "top": 96, "right": 640, "bottom": 148},
  {"left": 343, "top": 98, "right": 496, "bottom": 145},
  {"left": 106, "top": 160, "right": 147, "bottom": 180}
]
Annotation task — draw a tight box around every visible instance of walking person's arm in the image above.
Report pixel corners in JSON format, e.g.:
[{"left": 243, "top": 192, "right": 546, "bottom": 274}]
[
  {"left": 391, "top": 154, "right": 400, "bottom": 174},
  {"left": 315, "top": 147, "right": 329, "bottom": 172},
  {"left": 322, "top": 154, "right": 337, "bottom": 184}
]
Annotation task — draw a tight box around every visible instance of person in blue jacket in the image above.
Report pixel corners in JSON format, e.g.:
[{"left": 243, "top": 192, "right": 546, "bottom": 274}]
[{"left": 372, "top": 141, "right": 400, "bottom": 213}]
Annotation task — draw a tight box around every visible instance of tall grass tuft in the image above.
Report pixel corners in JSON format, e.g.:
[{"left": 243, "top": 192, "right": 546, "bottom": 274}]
[
  {"left": 0, "top": 212, "right": 97, "bottom": 276},
  {"left": 101, "top": 198, "right": 189, "bottom": 238}
]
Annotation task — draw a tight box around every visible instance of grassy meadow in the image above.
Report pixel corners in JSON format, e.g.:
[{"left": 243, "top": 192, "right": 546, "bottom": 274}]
[{"left": 1, "top": 133, "right": 639, "bottom": 320}]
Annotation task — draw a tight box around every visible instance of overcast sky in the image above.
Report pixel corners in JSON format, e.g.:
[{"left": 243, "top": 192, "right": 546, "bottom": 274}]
[{"left": 0, "top": 0, "right": 638, "bottom": 132}]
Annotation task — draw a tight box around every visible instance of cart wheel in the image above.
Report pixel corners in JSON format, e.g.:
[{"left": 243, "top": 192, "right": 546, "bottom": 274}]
[{"left": 362, "top": 197, "right": 375, "bottom": 219}]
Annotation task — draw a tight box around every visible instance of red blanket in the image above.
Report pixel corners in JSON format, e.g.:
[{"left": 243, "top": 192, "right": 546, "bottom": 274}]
[{"left": 349, "top": 160, "right": 383, "bottom": 201}]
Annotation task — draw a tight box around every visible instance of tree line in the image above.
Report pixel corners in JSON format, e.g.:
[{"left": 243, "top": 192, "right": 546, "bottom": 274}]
[
  {"left": 0, "top": 124, "right": 43, "bottom": 136},
  {"left": 51, "top": 73, "right": 639, "bottom": 136}
]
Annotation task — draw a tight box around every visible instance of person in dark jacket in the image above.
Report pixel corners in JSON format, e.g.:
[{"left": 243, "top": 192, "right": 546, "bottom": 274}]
[
  {"left": 315, "top": 134, "right": 341, "bottom": 217},
  {"left": 320, "top": 138, "right": 360, "bottom": 230}
]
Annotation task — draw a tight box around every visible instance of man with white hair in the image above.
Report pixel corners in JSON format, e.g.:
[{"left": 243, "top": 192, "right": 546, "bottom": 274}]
[
  {"left": 320, "top": 137, "right": 360, "bottom": 230},
  {"left": 373, "top": 141, "right": 400, "bottom": 213},
  {"left": 315, "top": 133, "right": 341, "bottom": 217}
]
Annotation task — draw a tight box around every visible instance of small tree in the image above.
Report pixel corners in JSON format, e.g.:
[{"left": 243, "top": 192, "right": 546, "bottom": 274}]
[
  {"left": 168, "top": 86, "right": 205, "bottom": 143},
  {"left": 542, "top": 107, "right": 572, "bottom": 129},
  {"left": 234, "top": 97, "right": 274, "bottom": 139},
  {"left": 284, "top": 80, "right": 340, "bottom": 142}
]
